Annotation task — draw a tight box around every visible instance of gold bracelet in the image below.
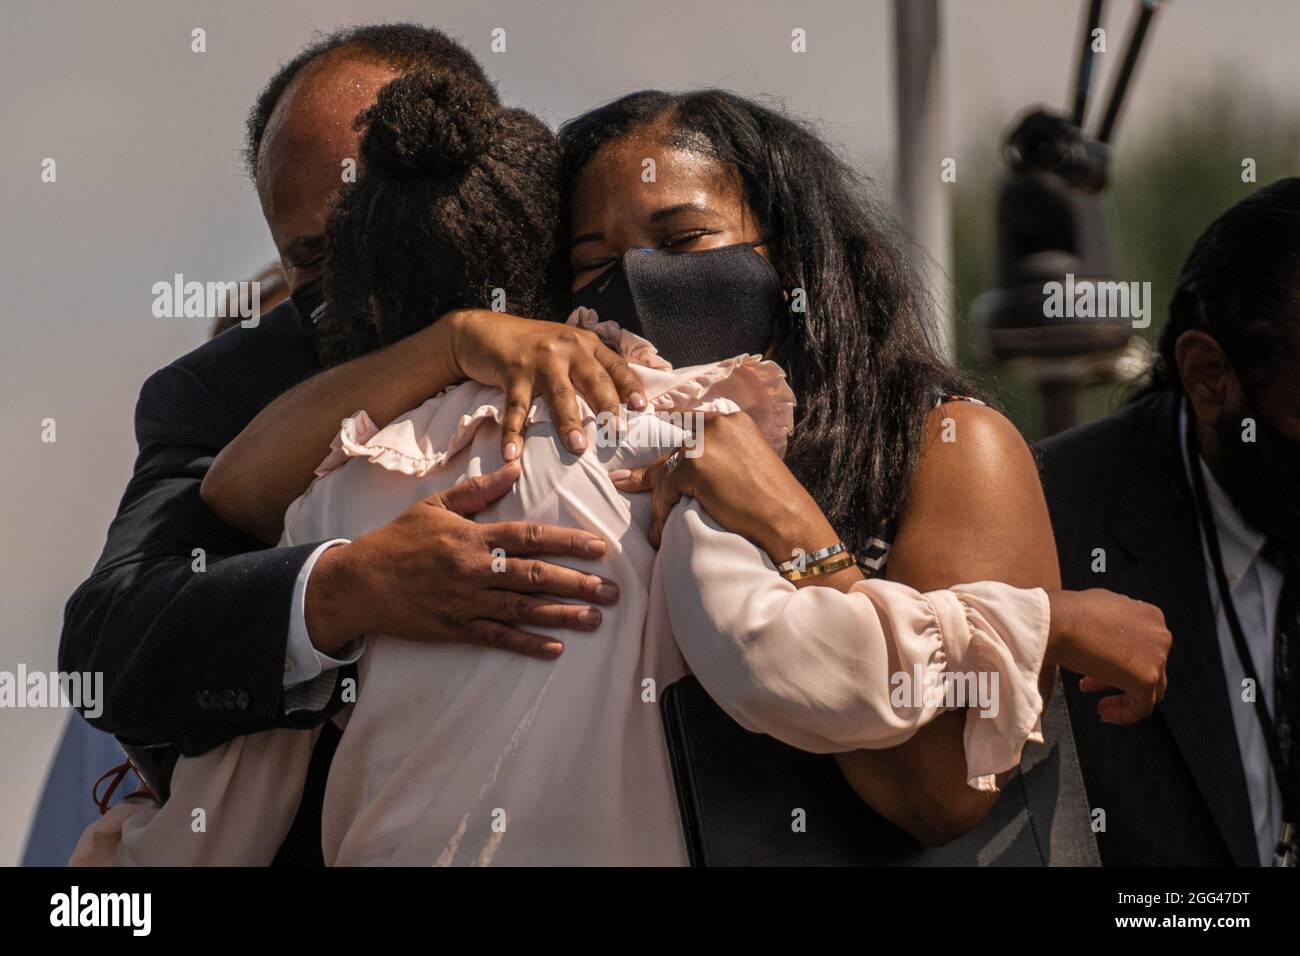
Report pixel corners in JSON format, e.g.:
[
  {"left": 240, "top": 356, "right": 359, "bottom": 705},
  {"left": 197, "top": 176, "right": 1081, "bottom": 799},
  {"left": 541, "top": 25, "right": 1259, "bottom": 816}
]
[
  {"left": 780, "top": 553, "right": 858, "bottom": 581},
  {"left": 777, "top": 542, "right": 847, "bottom": 573}
]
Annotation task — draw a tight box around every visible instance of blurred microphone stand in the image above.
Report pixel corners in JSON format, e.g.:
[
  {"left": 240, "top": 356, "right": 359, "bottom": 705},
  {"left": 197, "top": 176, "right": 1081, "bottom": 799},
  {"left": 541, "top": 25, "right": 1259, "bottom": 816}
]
[{"left": 972, "top": 0, "right": 1166, "bottom": 438}]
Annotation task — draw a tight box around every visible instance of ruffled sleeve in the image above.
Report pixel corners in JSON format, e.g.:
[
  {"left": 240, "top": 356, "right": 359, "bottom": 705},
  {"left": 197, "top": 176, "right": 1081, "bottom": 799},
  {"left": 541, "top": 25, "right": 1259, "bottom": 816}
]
[
  {"left": 309, "top": 308, "right": 798, "bottom": 477},
  {"left": 660, "top": 503, "right": 1049, "bottom": 791}
]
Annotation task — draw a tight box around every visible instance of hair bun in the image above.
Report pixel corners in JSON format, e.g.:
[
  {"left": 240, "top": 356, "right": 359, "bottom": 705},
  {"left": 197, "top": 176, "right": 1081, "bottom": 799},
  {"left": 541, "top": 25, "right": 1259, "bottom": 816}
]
[{"left": 361, "top": 70, "right": 498, "bottom": 177}]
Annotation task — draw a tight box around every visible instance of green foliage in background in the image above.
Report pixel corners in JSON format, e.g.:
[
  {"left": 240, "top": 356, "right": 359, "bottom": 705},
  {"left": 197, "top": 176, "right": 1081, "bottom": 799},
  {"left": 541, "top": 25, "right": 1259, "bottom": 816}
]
[{"left": 949, "top": 83, "right": 1300, "bottom": 439}]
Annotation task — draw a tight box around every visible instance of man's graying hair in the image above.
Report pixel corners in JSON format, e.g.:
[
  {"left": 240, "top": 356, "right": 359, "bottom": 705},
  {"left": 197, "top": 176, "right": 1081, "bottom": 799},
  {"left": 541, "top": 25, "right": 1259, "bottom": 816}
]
[{"left": 244, "top": 22, "right": 496, "bottom": 181}]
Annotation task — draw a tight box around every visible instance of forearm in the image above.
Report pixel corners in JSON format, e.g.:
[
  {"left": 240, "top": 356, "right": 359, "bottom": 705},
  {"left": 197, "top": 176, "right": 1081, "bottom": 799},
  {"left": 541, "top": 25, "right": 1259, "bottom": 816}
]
[
  {"left": 202, "top": 316, "right": 461, "bottom": 543},
  {"left": 754, "top": 492, "right": 997, "bottom": 809},
  {"left": 859, "top": 585, "right": 1056, "bottom": 830},
  {"left": 767, "top": 506, "right": 1006, "bottom": 840},
  {"left": 835, "top": 716, "right": 1004, "bottom": 845},
  {"left": 750, "top": 497, "right": 1000, "bottom": 836},
  {"left": 747, "top": 493, "right": 864, "bottom": 593},
  {"left": 663, "top": 504, "right": 1048, "bottom": 756},
  {"left": 835, "top": 652, "right": 1043, "bottom": 842}
]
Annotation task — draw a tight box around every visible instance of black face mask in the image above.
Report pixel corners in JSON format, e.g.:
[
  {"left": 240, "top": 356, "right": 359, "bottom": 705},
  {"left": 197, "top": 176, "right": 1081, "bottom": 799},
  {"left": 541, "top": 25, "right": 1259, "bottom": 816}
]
[
  {"left": 1214, "top": 390, "right": 1300, "bottom": 550},
  {"left": 290, "top": 278, "right": 327, "bottom": 328},
  {"left": 569, "top": 240, "right": 785, "bottom": 368}
]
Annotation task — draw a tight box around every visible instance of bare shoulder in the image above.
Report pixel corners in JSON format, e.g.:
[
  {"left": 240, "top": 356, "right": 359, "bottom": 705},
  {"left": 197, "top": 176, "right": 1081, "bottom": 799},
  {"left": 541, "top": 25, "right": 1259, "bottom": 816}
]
[
  {"left": 892, "top": 400, "right": 1058, "bottom": 590},
  {"left": 918, "top": 401, "right": 1034, "bottom": 480},
  {"left": 925, "top": 400, "right": 1034, "bottom": 463}
]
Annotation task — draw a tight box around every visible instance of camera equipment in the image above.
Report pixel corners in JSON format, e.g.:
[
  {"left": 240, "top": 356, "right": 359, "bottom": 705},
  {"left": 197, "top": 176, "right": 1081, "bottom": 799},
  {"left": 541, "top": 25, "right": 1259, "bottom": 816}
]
[{"left": 972, "top": 0, "right": 1166, "bottom": 436}]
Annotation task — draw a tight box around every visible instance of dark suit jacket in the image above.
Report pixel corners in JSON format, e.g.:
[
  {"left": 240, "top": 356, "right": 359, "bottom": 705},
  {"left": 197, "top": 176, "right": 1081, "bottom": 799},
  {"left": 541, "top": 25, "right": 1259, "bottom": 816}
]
[
  {"left": 1039, "top": 388, "right": 1258, "bottom": 865},
  {"left": 59, "top": 300, "right": 343, "bottom": 864}
]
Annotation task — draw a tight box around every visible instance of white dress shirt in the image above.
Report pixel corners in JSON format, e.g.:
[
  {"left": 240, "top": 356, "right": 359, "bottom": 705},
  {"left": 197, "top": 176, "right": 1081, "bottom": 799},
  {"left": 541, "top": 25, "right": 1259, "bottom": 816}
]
[
  {"left": 1180, "top": 402, "right": 1285, "bottom": 865},
  {"left": 282, "top": 539, "right": 363, "bottom": 712}
]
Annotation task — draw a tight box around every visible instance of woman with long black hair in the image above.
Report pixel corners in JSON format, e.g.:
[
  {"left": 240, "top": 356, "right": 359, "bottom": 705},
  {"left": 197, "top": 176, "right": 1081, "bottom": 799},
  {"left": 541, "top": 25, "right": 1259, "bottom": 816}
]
[{"left": 553, "top": 88, "right": 1170, "bottom": 836}]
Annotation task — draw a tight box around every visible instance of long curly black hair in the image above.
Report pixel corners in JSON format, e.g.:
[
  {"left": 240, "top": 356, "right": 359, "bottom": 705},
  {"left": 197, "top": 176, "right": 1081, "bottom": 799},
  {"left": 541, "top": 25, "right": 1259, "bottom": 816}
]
[
  {"left": 559, "top": 91, "right": 971, "bottom": 558},
  {"left": 316, "top": 70, "right": 565, "bottom": 367}
]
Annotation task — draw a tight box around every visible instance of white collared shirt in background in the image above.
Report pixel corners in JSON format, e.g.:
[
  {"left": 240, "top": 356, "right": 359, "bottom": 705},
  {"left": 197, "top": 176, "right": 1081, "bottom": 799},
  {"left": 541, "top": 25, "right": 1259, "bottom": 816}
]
[{"left": 1180, "top": 401, "right": 1285, "bottom": 865}]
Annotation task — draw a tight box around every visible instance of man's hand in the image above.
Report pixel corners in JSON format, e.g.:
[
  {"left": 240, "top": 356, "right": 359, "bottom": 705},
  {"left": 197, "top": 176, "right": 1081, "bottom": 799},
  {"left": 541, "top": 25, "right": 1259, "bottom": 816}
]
[
  {"left": 304, "top": 460, "right": 618, "bottom": 659},
  {"left": 1045, "top": 588, "right": 1171, "bottom": 724}
]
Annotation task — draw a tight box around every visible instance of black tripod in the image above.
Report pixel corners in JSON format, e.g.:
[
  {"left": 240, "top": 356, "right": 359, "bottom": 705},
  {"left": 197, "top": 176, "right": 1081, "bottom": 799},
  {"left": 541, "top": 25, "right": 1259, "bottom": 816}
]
[{"left": 974, "top": 0, "right": 1167, "bottom": 437}]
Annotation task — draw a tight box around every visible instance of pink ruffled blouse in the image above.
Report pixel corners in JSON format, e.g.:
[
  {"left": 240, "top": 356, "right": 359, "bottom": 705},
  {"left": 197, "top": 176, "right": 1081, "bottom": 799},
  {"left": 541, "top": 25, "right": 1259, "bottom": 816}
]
[{"left": 72, "top": 310, "right": 1048, "bottom": 867}]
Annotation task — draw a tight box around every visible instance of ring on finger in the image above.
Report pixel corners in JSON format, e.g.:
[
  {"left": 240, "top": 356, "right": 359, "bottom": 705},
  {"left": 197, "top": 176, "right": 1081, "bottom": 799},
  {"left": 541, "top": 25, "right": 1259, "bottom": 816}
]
[{"left": 663, "top": 448, "right": 685, "bottom": 475}]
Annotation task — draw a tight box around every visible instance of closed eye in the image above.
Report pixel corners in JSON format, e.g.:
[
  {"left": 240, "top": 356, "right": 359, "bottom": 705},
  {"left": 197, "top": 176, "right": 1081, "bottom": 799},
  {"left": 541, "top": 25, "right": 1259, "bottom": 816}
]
[
  {"left": 661, "top": 229, "right": 716, "bottom": 249},
  {"left": 572, "top": 256, "right": 618, "bottom": 276}
]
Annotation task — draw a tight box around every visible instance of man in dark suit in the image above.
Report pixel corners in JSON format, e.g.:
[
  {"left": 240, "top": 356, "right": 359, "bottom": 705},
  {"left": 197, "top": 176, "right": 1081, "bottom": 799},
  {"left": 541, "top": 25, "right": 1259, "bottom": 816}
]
[
  {"left": 1040, "top": 179, "right": 1300, "bottom": 866},
  {"left": 59, "top": 24, "right": 629, "bottom": 864}
]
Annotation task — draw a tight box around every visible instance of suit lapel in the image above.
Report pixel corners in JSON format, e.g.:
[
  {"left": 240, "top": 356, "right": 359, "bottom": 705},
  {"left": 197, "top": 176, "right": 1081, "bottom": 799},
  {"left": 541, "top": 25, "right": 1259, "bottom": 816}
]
[{"left": 1104, "top": 391, "right": 1258, "bottom": 865}]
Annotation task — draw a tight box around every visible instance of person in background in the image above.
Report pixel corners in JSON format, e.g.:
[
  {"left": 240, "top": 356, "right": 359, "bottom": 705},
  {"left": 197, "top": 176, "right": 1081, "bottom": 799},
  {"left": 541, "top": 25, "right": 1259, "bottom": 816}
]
[{"left": 1041, "top": 178, "right": 1300, "bottom": 866}]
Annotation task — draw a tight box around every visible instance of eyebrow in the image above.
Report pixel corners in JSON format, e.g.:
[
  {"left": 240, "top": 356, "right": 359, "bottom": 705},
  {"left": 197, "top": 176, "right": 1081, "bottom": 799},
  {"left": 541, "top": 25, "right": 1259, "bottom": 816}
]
[
  {"left": 569, "top": 231, "right": 603, "bottom": 250},
  {"left": 648, "top": 201, "right": 717, "bottom": 222},
  {"left": 569, "top": 202, "right": 721, "bottom": 251}
]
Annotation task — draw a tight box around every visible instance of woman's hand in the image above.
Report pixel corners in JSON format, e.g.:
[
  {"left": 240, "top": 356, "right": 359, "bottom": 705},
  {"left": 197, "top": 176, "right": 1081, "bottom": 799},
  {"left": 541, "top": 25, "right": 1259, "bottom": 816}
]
[
  {"left": 611, "top": 410, "right": 845, "bottom": 575},
  {"left": 446, "top": 309, "right": 647, "bottom": 459},
  {"left": 1044, "top": 588, "right": 1172, "bottom": 724},
  {"left": 205, "top": 307, "right": 649, "bottom": 544}
]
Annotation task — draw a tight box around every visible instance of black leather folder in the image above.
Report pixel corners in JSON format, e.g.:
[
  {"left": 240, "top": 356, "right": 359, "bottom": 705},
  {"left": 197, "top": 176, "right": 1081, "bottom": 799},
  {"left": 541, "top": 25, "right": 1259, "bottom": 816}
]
[{"left": 661, "top": 673, "right": 1100, "bottom": 866}]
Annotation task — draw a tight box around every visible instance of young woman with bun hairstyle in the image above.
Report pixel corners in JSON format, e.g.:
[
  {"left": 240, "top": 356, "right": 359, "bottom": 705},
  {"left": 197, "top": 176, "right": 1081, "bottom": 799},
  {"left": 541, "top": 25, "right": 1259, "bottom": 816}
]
[{"left": 314, "top": 70, "right": 568, "bottom": 368}]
